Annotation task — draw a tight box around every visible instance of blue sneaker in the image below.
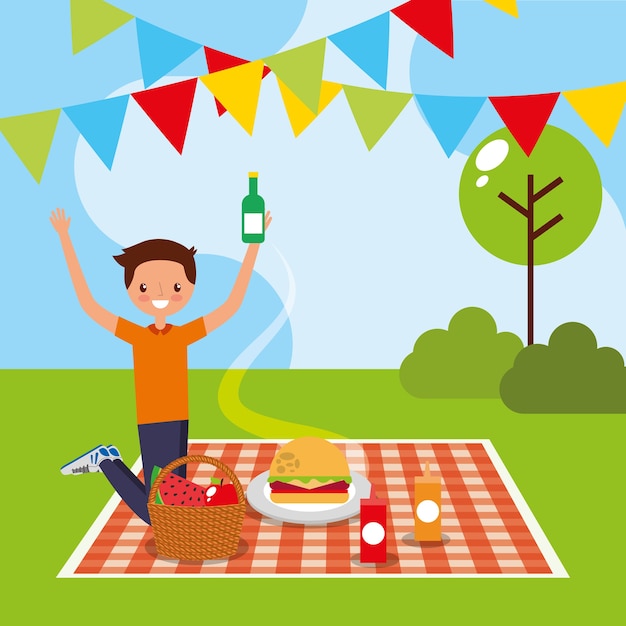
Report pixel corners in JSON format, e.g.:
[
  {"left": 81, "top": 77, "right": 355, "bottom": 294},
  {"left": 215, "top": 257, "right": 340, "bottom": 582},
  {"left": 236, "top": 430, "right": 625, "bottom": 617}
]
[
  {"left": 60, "top": 444, "right": 121, "bottom": 475},
  {"left": 106, "top": 445, "right": 122, "bottom": 459}
]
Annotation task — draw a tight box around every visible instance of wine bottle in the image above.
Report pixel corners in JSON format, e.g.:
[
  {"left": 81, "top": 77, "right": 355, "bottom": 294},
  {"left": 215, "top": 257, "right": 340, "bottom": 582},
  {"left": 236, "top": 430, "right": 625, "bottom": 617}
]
[{"left": 241, "top": 172, "right": 265, "bottom": 243}]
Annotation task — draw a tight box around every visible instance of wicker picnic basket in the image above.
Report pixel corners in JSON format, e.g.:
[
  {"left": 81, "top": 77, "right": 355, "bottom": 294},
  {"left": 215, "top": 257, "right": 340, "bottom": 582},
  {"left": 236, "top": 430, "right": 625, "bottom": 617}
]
[{"left": 147, "top": 454, "right": 246, "bottom": 561}]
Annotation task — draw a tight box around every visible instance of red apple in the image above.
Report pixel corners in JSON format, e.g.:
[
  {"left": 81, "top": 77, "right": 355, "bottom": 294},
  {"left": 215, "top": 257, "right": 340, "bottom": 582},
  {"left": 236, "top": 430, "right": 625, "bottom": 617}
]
[{"left": 205, "top": 483, "right": 238, "bottom": 506}]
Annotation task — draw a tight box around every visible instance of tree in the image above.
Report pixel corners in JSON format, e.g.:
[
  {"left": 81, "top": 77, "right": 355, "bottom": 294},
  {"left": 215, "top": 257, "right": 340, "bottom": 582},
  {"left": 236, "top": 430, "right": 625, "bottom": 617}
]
[{"left": 459, "top": 125, "right": 602, "bottom": 344}]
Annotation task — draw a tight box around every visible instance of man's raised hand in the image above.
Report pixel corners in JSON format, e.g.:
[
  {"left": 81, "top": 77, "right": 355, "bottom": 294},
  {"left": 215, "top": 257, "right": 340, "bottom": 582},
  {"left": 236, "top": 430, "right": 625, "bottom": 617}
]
[{"left": 50, "top": 208, "right": 71, "bottom": 235}]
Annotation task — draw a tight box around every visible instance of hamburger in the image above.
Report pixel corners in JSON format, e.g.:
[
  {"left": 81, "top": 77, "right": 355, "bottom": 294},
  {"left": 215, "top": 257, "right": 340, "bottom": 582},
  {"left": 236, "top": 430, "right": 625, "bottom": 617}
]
[{"left": 268, "top": 437, "right": 352, "bottom": 504}]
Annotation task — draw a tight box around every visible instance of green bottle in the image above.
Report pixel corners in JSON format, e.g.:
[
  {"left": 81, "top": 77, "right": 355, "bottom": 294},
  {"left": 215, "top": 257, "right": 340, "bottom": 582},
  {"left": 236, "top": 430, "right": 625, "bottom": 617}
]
[{"left": 241, "top": 172, "right": 265, "bottom": 243}]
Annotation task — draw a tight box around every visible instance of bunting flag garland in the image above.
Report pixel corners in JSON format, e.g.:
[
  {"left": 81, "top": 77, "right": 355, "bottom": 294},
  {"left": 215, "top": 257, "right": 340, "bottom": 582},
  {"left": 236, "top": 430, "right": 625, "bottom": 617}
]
[
  {"left": 136, "top": 20, "right": 202, "bottom": 88},
  {"left": 278, "top": 80, "right": 343, "bottom": 137},
  {"left": 392, "top": 0, "right": 454, "bottom": 58},
  {"left": 489, "top": 93, "right": 560, "bottom": 156},
  {"left": 0, "top": 109, "right": 61, "bottom": 182},
  {"left": 70, "top": 0, "right": 134, "bottom": 54},
  {"left": 562, "top": 81, "right": 626, "bottom": 147},
  {"left": 72, "top": 1, "right": 458, "bottom": 62},
  {"left": 484, "top": 0, "right": 519, "bottom": 19},
  {"left": 131, "top": 78, "right": 198, "bottom": 154},
  {"left": 328, "top": 13, "right": 390, "bottom": 89},
  {"left": 264, "top": 39, "right": 327, "bottom": 113},
  {"left": 3, "top": 4, "right": 626, "bottom": 182},
  {"left": 415, "top": 95, "right": 486, "bottom": 156},
  {"left": 199, "top": 60, "right": 265, "bottom": 135},
  {"left": 204, "top": 48, "right": 271, "bottom": 117},
  {"left": 343, "top": 85, "right": 412, "bottom": 150},
  {"left": 63, "top": 95, "right": 129, "bottom": 169}
]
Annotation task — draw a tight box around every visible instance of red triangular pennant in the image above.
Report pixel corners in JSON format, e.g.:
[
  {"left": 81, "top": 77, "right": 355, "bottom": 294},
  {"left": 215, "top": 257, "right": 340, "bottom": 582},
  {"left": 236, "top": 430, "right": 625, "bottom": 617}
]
[
  {"left": 131, "top": 78, "right": 198, "bottom": 154},
  {"left": 392, "top": 0, "right": 454, "bottom": 58},
  {"left": 204, "top": 47, "right": 270, "bottom": 116},
  {"left": 489, "top": 93, "right": 560, "bottom": 156}
]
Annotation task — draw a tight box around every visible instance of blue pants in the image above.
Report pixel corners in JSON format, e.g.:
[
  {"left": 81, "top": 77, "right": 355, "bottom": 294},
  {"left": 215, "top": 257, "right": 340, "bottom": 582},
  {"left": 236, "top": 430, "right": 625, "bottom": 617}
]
[{"left": 100, "top": 420, "right": 188, "bottom": 524}]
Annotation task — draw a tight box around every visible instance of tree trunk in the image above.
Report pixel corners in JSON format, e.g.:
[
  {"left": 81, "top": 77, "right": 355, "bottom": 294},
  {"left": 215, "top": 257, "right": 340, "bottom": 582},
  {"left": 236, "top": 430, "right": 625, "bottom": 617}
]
[
  {"left": 498, "top": 174, "right": 563, "bottom": 346},
  {"left": 527, "top": 174, "right": 535, "bottom": 345}
]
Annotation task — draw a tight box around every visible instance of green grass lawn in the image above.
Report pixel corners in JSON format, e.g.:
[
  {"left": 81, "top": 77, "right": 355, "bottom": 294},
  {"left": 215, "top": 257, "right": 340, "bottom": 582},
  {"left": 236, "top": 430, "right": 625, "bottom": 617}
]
[{"left": 3, "top": 369, "right": 623, "bottom": 624}]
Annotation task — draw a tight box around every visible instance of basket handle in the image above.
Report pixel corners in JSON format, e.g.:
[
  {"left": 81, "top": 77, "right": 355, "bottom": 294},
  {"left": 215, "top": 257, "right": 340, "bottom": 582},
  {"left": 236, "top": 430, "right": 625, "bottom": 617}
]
[{"left": 147, "top": 454, "right": 245, "bottom": 506}]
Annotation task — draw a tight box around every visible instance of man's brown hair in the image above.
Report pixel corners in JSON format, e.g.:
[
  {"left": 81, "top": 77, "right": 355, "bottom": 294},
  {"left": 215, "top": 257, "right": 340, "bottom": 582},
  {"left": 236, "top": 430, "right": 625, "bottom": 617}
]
[{"left": 113, "top": 239, "right": 197, "bottom": 288}]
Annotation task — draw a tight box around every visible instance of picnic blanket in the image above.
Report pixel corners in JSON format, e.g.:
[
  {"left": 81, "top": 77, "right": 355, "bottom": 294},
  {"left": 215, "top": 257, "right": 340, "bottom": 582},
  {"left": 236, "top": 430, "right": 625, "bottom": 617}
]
[{"left": 58, "top": 439, "right": 567, "bottom": 578}]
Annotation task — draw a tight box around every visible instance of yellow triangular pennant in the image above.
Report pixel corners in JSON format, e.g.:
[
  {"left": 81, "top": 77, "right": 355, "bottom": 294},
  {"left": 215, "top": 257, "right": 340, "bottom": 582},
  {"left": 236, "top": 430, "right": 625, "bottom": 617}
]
[
  {"left": 199, "top": 60, "right": 265, "bottom": 135},
  {"left": 483, "top": 0, "right": 518, "bottom": 18},
  {"left": 277, "top": 80, "right": 342, "bottom": 137},
  {"left": 563, "top": 81, "right": 626, "bottom": 146}
]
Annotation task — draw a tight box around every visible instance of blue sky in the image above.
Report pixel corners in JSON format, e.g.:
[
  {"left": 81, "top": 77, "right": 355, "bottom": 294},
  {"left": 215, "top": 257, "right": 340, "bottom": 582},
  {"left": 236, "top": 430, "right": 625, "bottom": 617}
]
[{"left": 1, "top": 1, "right": 626, "bottom": 368}]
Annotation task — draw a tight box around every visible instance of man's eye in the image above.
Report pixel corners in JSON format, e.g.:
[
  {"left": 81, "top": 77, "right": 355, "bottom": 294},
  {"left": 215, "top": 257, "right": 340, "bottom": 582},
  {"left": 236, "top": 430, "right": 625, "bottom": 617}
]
[
  {"left": 174, "top": 283, "right": 181, "bottom": 293},
  {"left": 140, "top": 283, "right": 147, "bottom": 293}
]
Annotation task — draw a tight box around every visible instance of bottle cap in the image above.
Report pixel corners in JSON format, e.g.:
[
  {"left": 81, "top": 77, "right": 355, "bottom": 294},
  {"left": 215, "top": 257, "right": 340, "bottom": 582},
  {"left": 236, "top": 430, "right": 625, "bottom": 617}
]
[{"left": 248, "top": 171, "right": 258, "bottom": 178}]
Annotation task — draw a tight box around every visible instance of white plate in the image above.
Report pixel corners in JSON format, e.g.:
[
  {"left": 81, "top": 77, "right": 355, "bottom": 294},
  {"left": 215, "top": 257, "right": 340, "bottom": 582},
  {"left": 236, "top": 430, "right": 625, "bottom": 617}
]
[{"left": 246, "top": 471, "right": 371, "bottom": 525}]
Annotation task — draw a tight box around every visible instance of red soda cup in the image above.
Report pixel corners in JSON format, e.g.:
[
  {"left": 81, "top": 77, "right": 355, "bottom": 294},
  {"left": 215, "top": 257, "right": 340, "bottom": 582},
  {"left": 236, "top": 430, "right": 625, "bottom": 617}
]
[{"left": 360, "top": 485, "right": 387, "bottom": 564}]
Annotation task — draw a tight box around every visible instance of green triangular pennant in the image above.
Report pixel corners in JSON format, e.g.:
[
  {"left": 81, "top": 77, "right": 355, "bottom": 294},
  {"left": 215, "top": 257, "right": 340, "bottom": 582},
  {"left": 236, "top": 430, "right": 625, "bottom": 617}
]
[
  {"left": 343, "top": 85, "right": 412, "bottom": 150},
  {"left": 263, "top": 39, "right": 326, "bottom": 113},
  {"left": 71, "top": 0, "right": 134, "bottom": 54},
  {"left": 0, "top": 109, "right": 61, "bottom": 182}
]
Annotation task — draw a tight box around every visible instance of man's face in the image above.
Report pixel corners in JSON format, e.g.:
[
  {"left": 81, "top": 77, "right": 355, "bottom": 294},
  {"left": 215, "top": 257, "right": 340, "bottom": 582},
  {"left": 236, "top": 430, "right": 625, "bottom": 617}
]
[{"left": 128, "top": 259, "right": 195, "bottom": 317}]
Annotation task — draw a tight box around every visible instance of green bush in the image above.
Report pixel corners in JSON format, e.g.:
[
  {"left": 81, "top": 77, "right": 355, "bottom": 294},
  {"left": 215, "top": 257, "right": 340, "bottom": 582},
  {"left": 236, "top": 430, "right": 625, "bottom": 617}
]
[
  {"left": 500, "top": 322, "right": 626, "bottom": 413},
  {"left": 399, "top": 307, "right": 523, "bottom": 398}
]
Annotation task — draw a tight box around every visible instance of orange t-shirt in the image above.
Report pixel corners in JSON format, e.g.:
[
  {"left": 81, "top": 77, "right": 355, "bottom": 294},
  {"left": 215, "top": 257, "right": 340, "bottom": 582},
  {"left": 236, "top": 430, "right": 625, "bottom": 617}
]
[{"left": 115, "top": 317, "right": 207, "bottom": 424}]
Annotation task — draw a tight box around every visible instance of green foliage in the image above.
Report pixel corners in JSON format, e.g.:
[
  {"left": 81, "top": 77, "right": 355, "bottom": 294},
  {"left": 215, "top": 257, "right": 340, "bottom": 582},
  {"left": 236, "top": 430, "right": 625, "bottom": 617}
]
[
  {"left": 399, "top": 307, "right": 523, "bottom": 398},
  {"left": 459, "top": 125, "right": 602, "bottom": 265},
  {"left": 500, "top": 322, "right": 626, "bottom": 413}
]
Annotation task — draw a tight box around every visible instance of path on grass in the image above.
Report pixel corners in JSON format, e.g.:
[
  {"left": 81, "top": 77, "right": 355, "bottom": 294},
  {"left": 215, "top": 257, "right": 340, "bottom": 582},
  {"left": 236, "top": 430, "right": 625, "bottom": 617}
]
[
  {"left": 218, "top": 369, "right": 345, "bottom": 439},
  {"left": 217, "top": 245, "right": 345, "bottom": 439}
]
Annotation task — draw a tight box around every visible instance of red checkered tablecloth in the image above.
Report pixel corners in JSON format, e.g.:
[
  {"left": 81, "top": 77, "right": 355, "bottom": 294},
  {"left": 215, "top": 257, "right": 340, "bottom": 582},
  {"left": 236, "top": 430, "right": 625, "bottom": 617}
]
[{"left": 58, "top": 440, "right": 566, "bottom": 577}]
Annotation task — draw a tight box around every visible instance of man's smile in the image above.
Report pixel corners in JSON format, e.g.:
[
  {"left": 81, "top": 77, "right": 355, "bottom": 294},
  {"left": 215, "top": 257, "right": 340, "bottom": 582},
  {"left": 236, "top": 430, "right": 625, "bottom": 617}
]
[{"left": 151, "top": 299, "right": 169, "bottom": 309}]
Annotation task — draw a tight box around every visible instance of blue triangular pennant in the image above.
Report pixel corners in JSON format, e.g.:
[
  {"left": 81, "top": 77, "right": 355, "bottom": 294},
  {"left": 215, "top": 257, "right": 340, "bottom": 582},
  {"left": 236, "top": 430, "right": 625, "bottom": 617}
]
[
  {"left": 63, "top": 95, "right": 129, "bottom": 169},
  {"left": 136, "top": 19, "right": 202, "bottom": 87},
  {"left": 414, "top": 95, "right": 486, "bottom": 156},
  {"left": 329, "top": 13, "right": 390, "bottom": 89}
]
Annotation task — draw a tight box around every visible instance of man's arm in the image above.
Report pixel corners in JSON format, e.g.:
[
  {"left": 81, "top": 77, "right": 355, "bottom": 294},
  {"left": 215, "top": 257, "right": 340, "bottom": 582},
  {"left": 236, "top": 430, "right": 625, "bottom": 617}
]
[
  {"left": 50, "top": 208, "right": 118, "bottom": 334},
  {"left": 203, "top": 211, "right": 272, "bottom": 334}
]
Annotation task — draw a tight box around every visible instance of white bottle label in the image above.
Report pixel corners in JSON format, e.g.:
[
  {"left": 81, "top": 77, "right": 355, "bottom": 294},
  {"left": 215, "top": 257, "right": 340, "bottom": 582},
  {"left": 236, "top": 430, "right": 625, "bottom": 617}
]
[
  {"left": 361, "top": 521, "right": 385, "bottom": 545},
  {"left": 416, "top": 499, "right": 440, "bottom": 523},
  {"left": 244, "top": 212, "right": 264, "bottom": 234}
]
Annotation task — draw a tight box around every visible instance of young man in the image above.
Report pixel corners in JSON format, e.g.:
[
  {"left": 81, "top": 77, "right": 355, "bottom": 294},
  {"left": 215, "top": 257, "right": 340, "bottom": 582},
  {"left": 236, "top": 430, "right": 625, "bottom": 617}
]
[{"left": 50, "top": 207, "right": 271, "bottom": 524}]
